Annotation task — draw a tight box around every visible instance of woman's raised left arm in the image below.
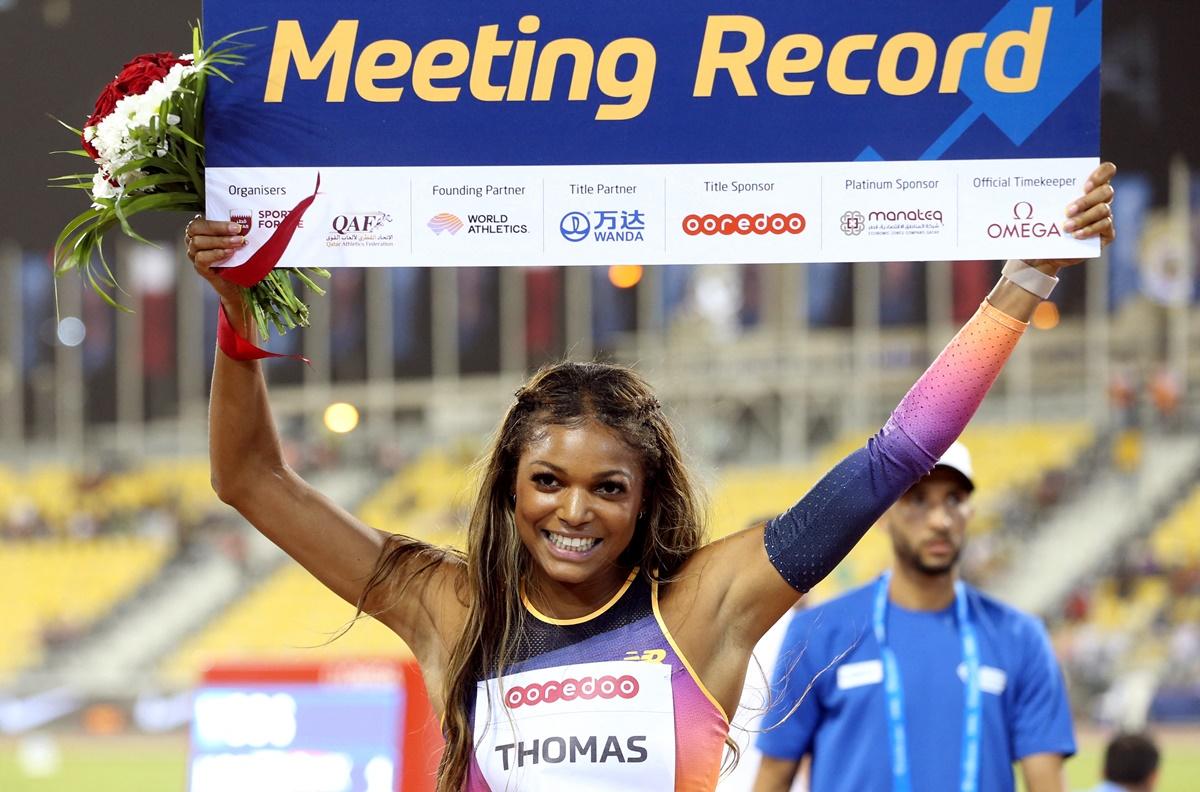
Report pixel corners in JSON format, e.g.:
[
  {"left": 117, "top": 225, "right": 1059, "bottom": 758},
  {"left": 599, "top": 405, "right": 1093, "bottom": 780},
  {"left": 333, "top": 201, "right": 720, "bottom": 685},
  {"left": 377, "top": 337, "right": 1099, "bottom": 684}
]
[{"left": 688, "top": 162, "right": 1117, "bottom": 649}]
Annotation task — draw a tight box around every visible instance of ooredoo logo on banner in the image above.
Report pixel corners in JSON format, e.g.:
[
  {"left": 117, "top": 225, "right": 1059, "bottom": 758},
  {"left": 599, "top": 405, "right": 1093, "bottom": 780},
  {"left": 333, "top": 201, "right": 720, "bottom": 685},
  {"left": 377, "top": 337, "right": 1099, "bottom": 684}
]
[{"left": 202, "top": 0, "right": 1101, "bottom": 268}]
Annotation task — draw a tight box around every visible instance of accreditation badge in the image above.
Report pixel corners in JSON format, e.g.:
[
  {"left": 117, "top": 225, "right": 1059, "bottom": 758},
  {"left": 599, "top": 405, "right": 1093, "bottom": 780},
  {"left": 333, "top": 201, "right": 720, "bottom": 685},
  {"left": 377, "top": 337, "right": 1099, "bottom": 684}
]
[{"left": 473, "top": 660, "right": 676, "bottom": 790}]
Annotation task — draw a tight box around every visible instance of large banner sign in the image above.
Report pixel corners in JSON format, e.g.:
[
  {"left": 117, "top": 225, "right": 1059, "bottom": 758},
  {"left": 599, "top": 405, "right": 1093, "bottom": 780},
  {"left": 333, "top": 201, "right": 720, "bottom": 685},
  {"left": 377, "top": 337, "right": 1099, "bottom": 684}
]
[{"left": 203, "top": 0, "right": 1101, "bottom": 268}]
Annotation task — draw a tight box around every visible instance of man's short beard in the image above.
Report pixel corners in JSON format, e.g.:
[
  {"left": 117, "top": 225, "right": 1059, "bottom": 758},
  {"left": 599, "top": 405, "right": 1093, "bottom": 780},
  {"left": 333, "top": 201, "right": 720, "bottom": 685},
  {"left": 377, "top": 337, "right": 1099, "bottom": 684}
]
[{"left": 894, "top": 535, "right": 961, "bottom": 577}]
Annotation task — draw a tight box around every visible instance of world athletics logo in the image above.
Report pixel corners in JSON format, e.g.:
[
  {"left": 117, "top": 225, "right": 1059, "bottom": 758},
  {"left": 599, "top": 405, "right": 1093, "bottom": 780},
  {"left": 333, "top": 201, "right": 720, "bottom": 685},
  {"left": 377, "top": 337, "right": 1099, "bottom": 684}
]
[{"left": 428, "top": 213, "right": 465, "bottom": 236}]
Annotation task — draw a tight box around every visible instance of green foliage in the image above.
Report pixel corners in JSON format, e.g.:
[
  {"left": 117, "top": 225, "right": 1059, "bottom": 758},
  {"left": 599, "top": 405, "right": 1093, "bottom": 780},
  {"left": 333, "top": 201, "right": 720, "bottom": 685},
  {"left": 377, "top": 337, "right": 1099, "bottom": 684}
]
[{"left": 51, "top": 23, "right": 328, "bottom": 340}]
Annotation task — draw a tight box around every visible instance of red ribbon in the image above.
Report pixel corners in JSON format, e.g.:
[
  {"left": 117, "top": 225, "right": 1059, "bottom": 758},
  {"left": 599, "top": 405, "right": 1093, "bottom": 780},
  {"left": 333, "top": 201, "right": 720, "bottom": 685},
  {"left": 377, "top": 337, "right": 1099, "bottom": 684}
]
[
  {"left": 217, "top": 302, "right": 310, "bottom": 365},
  {"left": 215, "top": 174, "right": 320, "bottom": 363}
]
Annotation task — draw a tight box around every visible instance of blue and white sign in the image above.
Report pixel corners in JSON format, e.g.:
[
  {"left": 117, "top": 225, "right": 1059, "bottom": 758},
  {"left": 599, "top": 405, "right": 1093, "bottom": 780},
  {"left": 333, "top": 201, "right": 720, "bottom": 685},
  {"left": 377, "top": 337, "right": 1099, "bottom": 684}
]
[
  {"left": 203, "top": 0, "right": 1102, "bottom": 267},
  {"left": 189, "top": 685, "right": 402, "bottom": 792}
]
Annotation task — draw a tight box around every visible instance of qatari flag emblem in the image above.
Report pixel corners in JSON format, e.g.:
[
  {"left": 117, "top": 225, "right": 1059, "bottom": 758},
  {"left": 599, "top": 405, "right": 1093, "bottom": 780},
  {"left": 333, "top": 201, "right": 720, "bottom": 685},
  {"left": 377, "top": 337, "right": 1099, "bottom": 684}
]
[{"left": 229, "top": 213, "right": 252, "bottom": 235}]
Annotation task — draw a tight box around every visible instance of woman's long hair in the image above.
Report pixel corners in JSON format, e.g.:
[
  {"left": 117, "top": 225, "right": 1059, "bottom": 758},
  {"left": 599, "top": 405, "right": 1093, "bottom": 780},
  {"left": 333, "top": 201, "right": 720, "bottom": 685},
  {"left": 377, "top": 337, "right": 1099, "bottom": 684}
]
[{"left": 361, "top": 361, "right": 710, "bottom": 790}]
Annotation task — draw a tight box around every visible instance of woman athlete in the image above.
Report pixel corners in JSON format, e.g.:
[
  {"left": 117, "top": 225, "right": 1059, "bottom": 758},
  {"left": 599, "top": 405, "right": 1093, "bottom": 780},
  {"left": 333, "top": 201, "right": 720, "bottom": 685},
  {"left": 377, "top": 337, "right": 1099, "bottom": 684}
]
[{"left": 185, "top": 162, "right": 1115, "bottom": 792}]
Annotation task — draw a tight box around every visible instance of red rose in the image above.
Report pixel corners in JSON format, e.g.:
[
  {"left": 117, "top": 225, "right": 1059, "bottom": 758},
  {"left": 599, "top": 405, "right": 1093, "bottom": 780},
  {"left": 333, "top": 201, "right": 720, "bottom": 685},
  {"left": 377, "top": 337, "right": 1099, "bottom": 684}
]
[
  {"left": 114, "top": 51, "right": 186, "bottom": 98},
  {"left": 81, "top": 80, "right": 124, "bottom": 159},
  {"left": 80, "top": 51, "right": 185, "bottom": 160}
]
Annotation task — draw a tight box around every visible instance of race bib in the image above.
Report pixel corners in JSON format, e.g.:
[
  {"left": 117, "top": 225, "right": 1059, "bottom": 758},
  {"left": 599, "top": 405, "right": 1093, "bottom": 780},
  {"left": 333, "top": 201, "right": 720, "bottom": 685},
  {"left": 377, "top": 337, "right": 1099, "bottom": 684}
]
[{"left": 473, "top": 660, "right": 676, "bottom": 791}]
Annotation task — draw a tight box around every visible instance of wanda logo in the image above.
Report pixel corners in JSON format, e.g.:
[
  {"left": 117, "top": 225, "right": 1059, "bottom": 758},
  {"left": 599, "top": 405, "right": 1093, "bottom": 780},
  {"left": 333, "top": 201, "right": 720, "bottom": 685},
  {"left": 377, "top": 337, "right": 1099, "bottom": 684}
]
[{"left": 504, "top": 674, "right": 640, "bottom": 709}]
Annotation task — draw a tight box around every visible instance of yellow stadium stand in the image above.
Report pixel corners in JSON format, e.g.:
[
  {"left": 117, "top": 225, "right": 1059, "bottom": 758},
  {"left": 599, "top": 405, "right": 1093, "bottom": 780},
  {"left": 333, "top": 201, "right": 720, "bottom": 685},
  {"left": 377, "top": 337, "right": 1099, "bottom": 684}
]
[
  {"left": 356, "top": 446, "right": 481, "bottom": 549},
  {"left": 1150, "top": 484, "right": 1200, "bottom": 567},
  {"left": 1053, "top": 480, "right": 1200, "bottom": 687},
  {"left": 0, "top": 536, "right": 169, "bottom": 679},
  {"left": 163, "top": 563, "right": 414, "bottom": 685},
  {"left": 1088, "top": 576, "right": 1171, "bottom": 634},
  {"left": 0, "top": 459, "right": 216, "bottom": 679},
  {"left": 0, "top": 460, "right": 219, "bottom": 536}
]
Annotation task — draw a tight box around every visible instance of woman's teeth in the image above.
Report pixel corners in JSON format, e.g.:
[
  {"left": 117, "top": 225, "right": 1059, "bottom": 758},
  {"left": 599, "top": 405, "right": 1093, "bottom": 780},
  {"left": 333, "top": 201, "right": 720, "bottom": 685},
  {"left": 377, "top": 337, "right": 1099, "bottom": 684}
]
[{"left": 546, "top": 532, "right": 599, "bottom": 553}]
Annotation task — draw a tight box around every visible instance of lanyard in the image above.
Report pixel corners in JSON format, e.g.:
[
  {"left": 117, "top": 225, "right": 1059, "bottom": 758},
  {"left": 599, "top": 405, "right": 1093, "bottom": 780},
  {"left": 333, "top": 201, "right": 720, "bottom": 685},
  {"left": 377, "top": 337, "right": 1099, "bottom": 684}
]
[{"left": 872, "top": 571, "right": 982, "bottom": 792}]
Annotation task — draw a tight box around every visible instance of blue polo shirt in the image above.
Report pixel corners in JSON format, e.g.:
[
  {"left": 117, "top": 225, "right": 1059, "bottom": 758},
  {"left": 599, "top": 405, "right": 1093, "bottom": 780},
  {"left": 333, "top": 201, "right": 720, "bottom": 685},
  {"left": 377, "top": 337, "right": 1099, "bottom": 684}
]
[{"left": 757, "top": 580, "right": 1075, "bottom": 792}]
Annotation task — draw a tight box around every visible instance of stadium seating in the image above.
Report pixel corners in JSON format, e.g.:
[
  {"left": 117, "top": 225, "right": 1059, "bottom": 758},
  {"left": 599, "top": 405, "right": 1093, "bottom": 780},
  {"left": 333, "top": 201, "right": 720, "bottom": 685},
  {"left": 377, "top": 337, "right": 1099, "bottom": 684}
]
[
  {"left": 1088, "top": 576, "right": 1171, "bottom": 634},
  {"left": 162, "top": 562, "right": 414, "bottom": 684},
  {"left": 356, "top": 447, "right": 480, "bottom": 549},
  {"left": 0, "top": 460, "right": 218, "bottom": 680},
  {"left": 1150, "top": 484, "right": 1200, "bottom": 566},
  {"left": 1055, "top": 480, "right": 1200, "bottom": 714},
  {"left": 0, "top": 460, "right": 218, "bottom": 537},
  {"left": 0, "top": 536, "right": 169, "bottom": 679}
]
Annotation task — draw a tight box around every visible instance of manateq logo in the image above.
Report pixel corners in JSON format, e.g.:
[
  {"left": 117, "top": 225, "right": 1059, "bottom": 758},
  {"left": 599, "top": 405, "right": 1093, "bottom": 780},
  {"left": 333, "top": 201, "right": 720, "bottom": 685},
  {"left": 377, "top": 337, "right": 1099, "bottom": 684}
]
[
  {"left": 428, "top": 213, "right": 464, "bottom": 236},
  {"left": 841, "top": 208, "right": 944, "bottom": 237},
  {"left": 840, "top": 211, "right": 865, "bottom": 236}
]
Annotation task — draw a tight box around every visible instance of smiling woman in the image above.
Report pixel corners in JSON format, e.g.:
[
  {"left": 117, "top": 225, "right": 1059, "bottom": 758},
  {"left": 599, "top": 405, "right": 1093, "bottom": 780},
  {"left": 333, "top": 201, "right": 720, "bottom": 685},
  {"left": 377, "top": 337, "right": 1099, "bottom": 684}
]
[
  {"left": 517, "top": 425, "right": 645, "bottom": 596},
  {"left": 183, "top": 161, "right": 1117, "bottom": 792}
]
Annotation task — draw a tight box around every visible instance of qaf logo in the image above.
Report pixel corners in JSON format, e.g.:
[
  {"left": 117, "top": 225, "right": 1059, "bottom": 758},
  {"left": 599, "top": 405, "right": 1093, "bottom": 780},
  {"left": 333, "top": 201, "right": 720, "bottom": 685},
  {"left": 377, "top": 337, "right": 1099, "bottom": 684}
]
[
  {"left": 229, "top": 212, "right": 252, "bottom": 235},
  {"left": 325, "top": 212, "right": 395, "bottom": 248},
  {"left": 987, "top": 202, "right": 1062, "bottom": 240},
  {"left": 332, "top": 213, "right": 391, "bottom": 235},
  {"left": 428, "top": 213, "right": 464, "bottom": 236},
  {"left": 560, "top": 210, "right": 646, "bottom": 243}
]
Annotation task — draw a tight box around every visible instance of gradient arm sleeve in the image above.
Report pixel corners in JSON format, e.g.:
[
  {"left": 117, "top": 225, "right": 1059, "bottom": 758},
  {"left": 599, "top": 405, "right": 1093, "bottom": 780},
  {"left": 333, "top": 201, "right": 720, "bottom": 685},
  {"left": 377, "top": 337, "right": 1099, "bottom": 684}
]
[{"left": 764, "top": 301, "right": 1027, "bottom": 592}]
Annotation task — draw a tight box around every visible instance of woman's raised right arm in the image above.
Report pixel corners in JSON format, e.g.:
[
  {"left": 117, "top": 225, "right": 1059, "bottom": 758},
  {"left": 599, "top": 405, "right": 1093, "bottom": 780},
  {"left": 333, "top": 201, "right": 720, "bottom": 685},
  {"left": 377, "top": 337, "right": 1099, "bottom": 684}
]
[{"left": 186, "top": 219, "right": 464, "bottom": 660}]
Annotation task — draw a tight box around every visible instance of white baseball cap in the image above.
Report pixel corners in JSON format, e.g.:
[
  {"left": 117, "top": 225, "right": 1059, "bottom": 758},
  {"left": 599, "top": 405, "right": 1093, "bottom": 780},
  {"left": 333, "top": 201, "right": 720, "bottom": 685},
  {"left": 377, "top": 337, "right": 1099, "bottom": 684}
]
[{"left": 933, "top": 441, "right": 975, "bottom": 492}]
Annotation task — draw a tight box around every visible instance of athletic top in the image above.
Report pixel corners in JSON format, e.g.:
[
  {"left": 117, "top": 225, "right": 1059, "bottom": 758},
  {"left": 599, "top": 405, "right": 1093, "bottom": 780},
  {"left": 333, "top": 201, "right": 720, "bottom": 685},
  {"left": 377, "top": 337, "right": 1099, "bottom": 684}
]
[
  {"left": 756, "top": 581, "right": 1076, "bottom": 792},
  {"left": 467, "top": 569, "right": 729, "bottom": 791}
]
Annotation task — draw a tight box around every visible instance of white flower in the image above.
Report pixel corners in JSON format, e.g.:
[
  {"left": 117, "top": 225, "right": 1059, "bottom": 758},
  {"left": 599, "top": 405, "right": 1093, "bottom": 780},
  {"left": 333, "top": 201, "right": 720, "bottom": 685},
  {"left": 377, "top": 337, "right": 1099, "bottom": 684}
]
[
  {"left": 84, "top": 60, "right": 200, "bottom": 204},
  {"left": 91, "top": 170, "right": 117, "bottom": 207}
]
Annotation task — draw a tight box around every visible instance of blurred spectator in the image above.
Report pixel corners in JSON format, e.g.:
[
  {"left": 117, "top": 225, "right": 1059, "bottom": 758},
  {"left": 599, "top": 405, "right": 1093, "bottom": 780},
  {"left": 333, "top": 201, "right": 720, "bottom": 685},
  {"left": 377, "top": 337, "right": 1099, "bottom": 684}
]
[
  {"left": 1084, "top": 732, "right": 1159, "bottom": 792},
  {"left": 1148, "top": 367, "right": 1181, "bottom": 425}
]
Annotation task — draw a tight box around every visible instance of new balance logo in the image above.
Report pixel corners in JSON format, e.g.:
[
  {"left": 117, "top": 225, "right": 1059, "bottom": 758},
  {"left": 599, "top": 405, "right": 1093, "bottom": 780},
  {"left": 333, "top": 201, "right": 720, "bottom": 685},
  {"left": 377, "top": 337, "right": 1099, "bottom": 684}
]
[{"left": 623, "top": 649, "right": 666, "bottom": 663}]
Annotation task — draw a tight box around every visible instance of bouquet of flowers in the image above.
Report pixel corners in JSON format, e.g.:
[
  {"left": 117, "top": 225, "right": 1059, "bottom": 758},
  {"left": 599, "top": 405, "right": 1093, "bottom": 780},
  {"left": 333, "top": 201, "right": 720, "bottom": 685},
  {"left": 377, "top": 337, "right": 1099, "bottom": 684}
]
[{"left": 52, "top": 26, "right": 327, "bottom": 341}]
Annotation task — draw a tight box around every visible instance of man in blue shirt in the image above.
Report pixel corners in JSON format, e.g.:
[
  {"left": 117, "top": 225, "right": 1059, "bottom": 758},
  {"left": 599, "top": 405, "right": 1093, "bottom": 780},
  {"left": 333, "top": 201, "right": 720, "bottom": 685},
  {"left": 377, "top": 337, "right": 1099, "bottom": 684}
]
[{"left": 753, "top": 442, "right": 1076, "bottom": 792}]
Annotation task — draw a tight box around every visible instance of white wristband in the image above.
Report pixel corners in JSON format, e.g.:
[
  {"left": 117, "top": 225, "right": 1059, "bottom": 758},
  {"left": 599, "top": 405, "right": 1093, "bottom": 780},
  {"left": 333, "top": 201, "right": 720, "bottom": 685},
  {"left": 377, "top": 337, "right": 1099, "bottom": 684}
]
[{"left": 1001, "top": 259, "right": 1058, "bottom": 300}]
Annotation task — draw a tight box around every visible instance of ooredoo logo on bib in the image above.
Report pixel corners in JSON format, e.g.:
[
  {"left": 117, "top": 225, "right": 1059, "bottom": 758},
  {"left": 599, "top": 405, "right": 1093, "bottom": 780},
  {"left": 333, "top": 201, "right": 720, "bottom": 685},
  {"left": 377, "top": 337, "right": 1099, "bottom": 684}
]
[{"left": 504, "top": 673, "right": 640, "bottom": 709}]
